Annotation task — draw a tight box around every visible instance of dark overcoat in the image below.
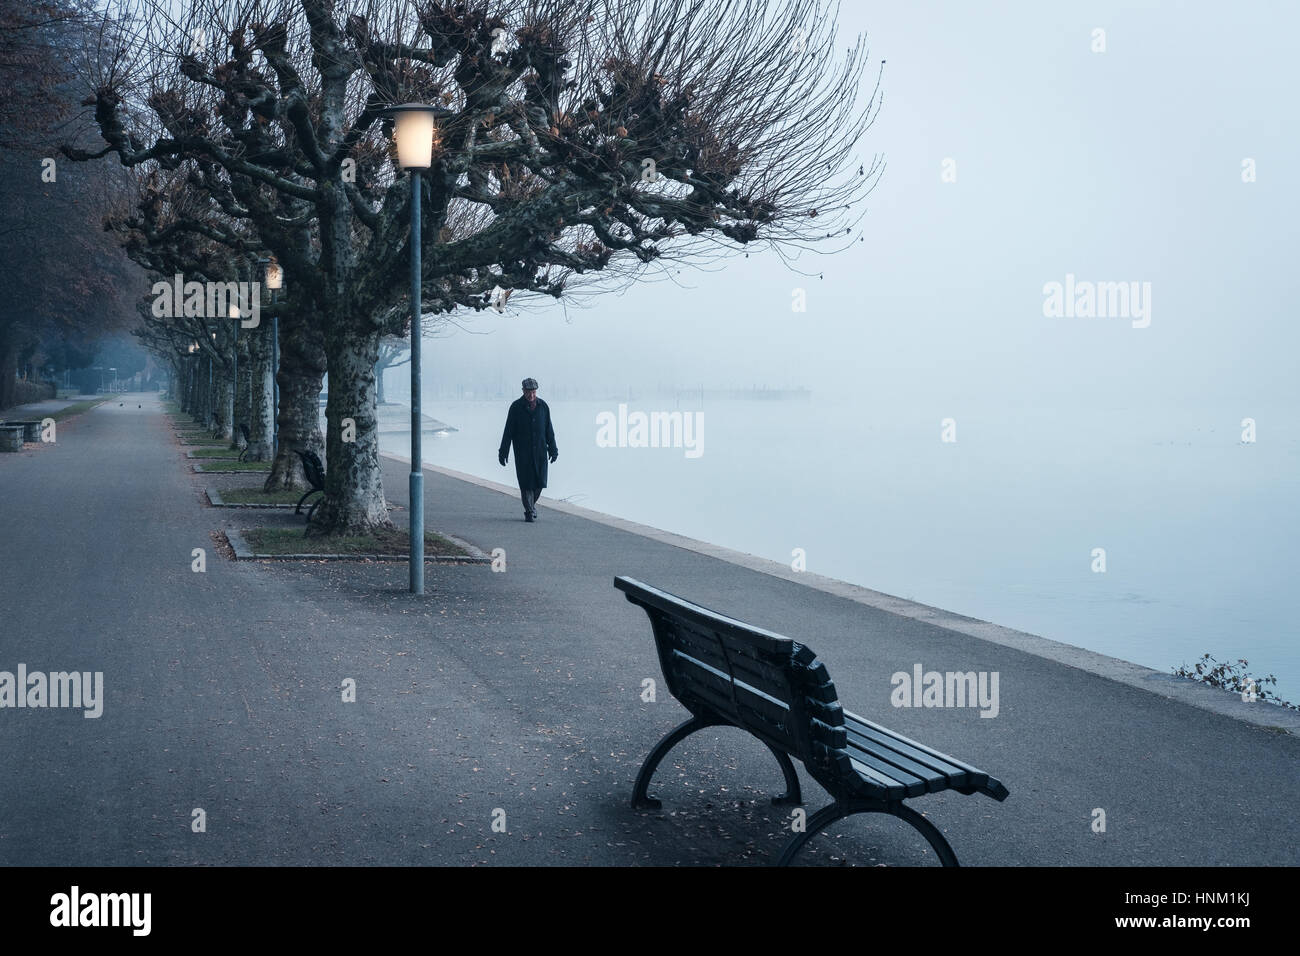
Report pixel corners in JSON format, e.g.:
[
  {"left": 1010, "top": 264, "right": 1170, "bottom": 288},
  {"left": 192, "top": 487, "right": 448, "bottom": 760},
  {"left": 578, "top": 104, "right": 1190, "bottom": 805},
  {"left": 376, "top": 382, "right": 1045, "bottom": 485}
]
[{"left": 499, "top": 397, "right": 557, "bottom": 490}]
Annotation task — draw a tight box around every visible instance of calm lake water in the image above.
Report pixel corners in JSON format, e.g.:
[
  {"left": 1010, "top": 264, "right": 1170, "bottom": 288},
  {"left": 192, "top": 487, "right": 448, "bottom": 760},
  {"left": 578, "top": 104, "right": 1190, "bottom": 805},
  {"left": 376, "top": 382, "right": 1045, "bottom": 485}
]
[{"left": 379, "top": 397, "right": 1300, "bottom": 702}]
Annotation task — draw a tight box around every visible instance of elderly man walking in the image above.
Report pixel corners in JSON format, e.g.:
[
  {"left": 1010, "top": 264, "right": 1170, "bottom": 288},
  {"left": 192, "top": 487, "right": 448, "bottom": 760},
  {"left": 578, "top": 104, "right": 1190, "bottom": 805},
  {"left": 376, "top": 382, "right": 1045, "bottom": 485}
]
[{"left": 498, "top": 377, "right": 558, "bottom": 522}]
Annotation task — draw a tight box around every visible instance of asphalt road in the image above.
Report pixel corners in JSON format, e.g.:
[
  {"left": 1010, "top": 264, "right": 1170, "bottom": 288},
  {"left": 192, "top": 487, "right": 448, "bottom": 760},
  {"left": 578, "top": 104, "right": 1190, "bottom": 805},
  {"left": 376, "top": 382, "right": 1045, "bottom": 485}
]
[{"left": 1, "top": 394, "right": 1296, "bottom": 865}]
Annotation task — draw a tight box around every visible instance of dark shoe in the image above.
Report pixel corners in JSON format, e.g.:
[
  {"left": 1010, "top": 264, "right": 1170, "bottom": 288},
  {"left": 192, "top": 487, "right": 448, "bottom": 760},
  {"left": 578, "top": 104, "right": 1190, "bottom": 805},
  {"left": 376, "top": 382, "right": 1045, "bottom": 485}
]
[{"left": 524, "top": 513, "right": 534, "bottom": 522}]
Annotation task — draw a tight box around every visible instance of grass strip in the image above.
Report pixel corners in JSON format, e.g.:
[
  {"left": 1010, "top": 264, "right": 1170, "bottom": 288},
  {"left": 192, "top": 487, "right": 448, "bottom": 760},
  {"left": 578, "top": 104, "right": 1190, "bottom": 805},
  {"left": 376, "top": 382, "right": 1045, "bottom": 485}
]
[
  {"left": 242, "top": 526, "right": 467, "bottom": 556},
  {"left": 48, "top": 399, "right": 107, "bottom": 421}
]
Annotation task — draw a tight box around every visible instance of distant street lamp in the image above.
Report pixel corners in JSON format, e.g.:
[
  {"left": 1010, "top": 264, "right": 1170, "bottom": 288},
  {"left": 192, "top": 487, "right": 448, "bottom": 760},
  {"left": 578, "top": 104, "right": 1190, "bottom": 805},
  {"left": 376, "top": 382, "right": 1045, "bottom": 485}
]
[
  {"left": 383, "top": 102, "right": 452, "bottom": 596},
  {"left": 185, "top": 344, "right": 198, "bottom": 411}
]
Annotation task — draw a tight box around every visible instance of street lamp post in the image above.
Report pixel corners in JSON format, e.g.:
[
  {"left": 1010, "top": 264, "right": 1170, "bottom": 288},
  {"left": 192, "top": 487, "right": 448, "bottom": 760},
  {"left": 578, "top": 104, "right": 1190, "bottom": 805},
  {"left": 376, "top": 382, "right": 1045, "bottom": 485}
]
[
  {"left": 209, "top": 332, "right": 217, "bottom": 428},
  {"left": 262, "top": 257, "right": 283, "bottom": 454},
  {"left": 384, "top": 102, "right": 450, "bottom": 595},
  {"left": 229, "top": 305, "right": 240, "bottom": 435},
  {"left": 247, "top": 328, "right": 253, "bottom": 430},
  {"left": 187, "top": 342, "right": 199, "bottom": 416}
]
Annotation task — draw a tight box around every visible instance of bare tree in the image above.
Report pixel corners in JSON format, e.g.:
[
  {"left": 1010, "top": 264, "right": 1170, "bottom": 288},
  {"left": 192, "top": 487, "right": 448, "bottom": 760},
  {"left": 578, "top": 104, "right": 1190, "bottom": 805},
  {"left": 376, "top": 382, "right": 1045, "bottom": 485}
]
[
  {"left": 108, "top": 163, "right": 324, "bottom": 468},
  {"left": 0, "top": 0, "right": 142, "bottom": 408},
  {"left": 374, "top": 336, "right": 408, "bottom": 405},
  {"left": 66, "top": 0, "right": 882, "bottom": 536}
]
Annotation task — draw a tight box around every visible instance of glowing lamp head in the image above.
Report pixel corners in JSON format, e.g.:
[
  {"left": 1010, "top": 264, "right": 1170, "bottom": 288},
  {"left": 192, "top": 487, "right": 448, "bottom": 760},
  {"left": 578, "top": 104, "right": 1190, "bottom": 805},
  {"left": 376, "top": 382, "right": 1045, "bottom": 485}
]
[
  {"left": 384, "top": 103, "right": 450, "bottom": 170},
  {"left": 265, "top": 258, "right": 283, "bottom": 290}
]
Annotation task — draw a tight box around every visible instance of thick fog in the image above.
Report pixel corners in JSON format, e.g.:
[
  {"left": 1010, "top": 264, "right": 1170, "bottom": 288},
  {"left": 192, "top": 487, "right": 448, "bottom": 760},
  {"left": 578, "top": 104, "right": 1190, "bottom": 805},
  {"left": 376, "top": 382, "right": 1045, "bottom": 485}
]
[
  {"left": 408, "top": 2, "right": 1296, "bottom": 412},
  {"left": 386, "top": 2, "right": 1300, "bottom": 697}
]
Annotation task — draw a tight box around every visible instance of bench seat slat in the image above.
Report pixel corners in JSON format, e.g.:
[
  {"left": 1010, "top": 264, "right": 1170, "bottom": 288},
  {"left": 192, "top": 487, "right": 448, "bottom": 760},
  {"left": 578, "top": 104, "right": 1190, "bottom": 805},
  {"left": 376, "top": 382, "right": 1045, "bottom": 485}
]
[
  {"left": 845, "top": 715, "right": 975, "bottom": 784},
  {"left": 846, "top": 752, "right": 929, "bottom": 798},
  {"left": 846, "top": 758, "right": 908, "bottom": 798},
  {"left": 844, "top": 725, "right": 963, "bottom": 792},
  {"left": 844, "top": 711, "right": 1002, "bottom": 798}
]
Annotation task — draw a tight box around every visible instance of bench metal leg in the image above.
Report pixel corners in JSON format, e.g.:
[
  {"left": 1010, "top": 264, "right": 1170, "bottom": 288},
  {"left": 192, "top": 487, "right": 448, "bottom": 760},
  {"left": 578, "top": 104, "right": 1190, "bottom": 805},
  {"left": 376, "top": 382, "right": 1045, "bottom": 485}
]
[
  {"left": 631, "top": 715, "right": 721, "bottom": 809},
  {"left": 777, "top": 800, "right": 960, "bottom": 867},
  {"left": 296, "top": 489, "right": 323, "bottom": 515},
  {"left": 762, "top": 742, "right": 803, "bottom": 806},
  {"left": 632, "top": 716, "right": 803, "bottom": 810}
]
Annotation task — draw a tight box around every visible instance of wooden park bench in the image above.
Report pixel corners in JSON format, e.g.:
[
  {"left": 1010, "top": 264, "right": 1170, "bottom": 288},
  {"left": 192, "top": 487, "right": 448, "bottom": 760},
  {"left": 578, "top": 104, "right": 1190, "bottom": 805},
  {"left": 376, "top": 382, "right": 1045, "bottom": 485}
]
[
  {"left": 615, "top": 576, "right": 1009, "bottom": 866},
  {"left": 294, "top": 449, "right": 326, "bottom": 520}
]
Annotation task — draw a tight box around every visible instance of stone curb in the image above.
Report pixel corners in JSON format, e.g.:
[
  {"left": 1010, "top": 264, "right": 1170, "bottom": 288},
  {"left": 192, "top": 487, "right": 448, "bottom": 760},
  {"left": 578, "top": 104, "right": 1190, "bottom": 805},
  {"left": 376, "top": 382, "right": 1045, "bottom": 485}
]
[
  {"left": 186, "top": 450, "right": 244, "bottom": 460},
  {"left": 205, "top": 487, "right": 295, "bottom": 509},
  {"left": 193, "top": 464, "right": 271, "bottom": 474}
]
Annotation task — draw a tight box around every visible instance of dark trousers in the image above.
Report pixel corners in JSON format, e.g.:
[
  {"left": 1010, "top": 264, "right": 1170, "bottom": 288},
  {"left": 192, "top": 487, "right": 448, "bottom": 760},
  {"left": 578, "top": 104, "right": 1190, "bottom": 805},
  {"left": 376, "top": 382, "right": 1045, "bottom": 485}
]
[{"left": 520, "top": 487, "right": 541, "bottom": 516}]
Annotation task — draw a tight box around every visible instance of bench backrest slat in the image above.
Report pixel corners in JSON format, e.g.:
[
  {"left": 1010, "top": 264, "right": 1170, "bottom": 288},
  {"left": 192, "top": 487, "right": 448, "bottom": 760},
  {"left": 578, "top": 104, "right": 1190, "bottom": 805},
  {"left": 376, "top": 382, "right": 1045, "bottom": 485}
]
[
  {"left": 296, "top": 449, "right": 325, "bottom": 490},
  {"left": 617, "top": 576, "right": 846, "bottom": 770}
]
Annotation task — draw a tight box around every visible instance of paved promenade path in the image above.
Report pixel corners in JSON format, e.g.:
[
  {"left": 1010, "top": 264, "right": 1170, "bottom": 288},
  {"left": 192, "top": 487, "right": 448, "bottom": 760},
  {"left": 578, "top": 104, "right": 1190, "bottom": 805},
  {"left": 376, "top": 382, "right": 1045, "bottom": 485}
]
[{"left": 1, "top": 394, "right": 1297, "bottom": 865}]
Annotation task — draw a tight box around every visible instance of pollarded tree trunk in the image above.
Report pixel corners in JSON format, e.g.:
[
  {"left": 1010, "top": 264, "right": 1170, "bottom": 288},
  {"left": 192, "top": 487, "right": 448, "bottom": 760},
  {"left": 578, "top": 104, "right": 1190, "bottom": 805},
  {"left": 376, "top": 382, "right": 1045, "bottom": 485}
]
[
  {"left": 193, "top": 358, "right": 203, "bottom": 420},
  {"left": 204, "top": 365, "right": 216, "bottom": 429},
  {"left": 231, "top": 338, "right": 249, "bottom": 450},
  {"left": 202, "top": 357, "right": 217, "bottom": 429},
  {"left": 188, "top": 360, "right": 201, "bottom": 418},
  {"left": 168, "top": 357, "right": 182, "bottom": 405},
  {"left": 183, "top": 359, "right": 194, "bottom": 414},
  {"left": 243, "top": 327, "right": 274, "bottom": 462},
  {"left": 195, "top": 358, "right": 211, "bottom": 426},
  {"left": 306, "top": 326, "right": 389, "bottom": 538},
  {"left": 374, "top": 343, "right": 411, "bottom": 409},
  {"left": 263, "top": 314, "right": 325, "bottom": 492},
  {"left": 0, "top": 332, "right": 18, "bottom": 410},
  {"left": 216, "top": 355, "right": 234, "bottom": 442}
]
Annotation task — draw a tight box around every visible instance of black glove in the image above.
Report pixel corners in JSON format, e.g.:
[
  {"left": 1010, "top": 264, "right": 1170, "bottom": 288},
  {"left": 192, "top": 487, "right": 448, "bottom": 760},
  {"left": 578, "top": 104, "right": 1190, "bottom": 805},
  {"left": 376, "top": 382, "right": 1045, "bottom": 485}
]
[
  {"left": 498, "top": 453, "right": 507, "bottom": 466},
  {"left": 549, "top": 451, "right": 558, "bottom": 463}
]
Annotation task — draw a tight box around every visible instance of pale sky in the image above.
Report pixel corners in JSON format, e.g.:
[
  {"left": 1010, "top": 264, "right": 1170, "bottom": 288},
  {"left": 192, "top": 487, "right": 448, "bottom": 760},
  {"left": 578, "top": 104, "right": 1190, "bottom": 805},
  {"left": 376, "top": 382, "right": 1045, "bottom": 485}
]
[{"left": 410, "top": 0, "right": 1298, "bottom": 412}]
